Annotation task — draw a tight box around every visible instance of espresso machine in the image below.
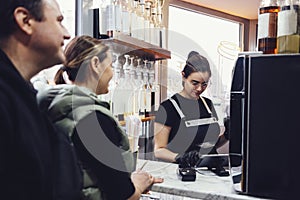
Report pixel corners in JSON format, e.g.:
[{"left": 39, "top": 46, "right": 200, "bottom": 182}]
[{"left": 229, "top": 53, "right": 300, "bottom": 199}]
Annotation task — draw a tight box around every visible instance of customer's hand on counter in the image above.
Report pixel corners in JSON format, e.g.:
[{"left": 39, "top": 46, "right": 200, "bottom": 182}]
[{"left": 130, "top": 169, "right": 164, "bottom": 199}]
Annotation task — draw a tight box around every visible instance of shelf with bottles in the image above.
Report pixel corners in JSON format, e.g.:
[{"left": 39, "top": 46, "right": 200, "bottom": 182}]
[
  {"left": 99, "top": 52, "right": 160, "bottom": 124},
  {"left": 102, "top": 32, "right": 171, "bottom": 61},
  {"left": 95, "top": 0, "right": 169, "bottom": 60}
]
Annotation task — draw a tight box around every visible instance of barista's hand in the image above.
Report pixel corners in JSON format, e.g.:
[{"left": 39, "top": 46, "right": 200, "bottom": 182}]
[{"left": 175, "top": 150, "right": 201, "bottom": 168}]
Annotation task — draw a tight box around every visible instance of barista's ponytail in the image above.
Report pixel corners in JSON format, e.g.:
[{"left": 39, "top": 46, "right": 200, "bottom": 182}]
[{"left": 182, "top": 51, "right": 211, "bottom": 78}]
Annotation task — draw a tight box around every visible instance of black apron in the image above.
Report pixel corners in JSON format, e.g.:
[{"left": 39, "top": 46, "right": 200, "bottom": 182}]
[{"left": 167, "top": 96, "right": 220, "bottom": 156}]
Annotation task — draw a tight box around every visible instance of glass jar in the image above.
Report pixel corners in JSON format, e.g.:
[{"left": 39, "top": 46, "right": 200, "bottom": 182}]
[
  {"left": 257, "top": 0, "right": 280, "bottom": 54},
  {"left": 277, "top": 0, "right": 300, "bottom": 53}
]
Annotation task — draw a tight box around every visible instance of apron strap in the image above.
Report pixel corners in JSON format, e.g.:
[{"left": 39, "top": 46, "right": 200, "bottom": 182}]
[
  {"left": 199, "top": 96, "right": 212, "bottom": 114},
  {"left": 169, "top": 97, "right": 185, "bottom": 119}
]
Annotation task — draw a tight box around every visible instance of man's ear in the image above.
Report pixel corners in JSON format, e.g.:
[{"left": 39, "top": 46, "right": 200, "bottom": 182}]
[
  {"left": 181, "top": 72, "right": 186, "bottom": 79},
  {"left": 14, "top": 7, "right": 34, "bottom": 35}
]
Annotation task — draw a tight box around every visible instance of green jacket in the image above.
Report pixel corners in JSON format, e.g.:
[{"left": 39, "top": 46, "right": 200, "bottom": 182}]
[{"left": 37, "top": 85, "right": 135, "bottom": 200}]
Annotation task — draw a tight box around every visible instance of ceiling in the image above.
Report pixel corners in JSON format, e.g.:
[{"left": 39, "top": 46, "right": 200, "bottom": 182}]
[{"left": 186, "top": 0, "right": 261, "bottom": 19}]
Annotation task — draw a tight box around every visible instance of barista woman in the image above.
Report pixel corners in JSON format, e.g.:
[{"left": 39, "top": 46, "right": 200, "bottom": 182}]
[
  {"left": 37, "top": 35, "right": 163, "bottom": 199},
  {"left": 154, "top": 51, "right": 229, "bottom": 176}
]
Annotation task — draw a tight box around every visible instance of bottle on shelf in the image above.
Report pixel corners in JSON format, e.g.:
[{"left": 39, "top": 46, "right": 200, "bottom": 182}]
[
  {"left": 121, "top": 0, "right": 131, "bottom": 35},
  {"left": 105, "top": 0, "right": 116, "bottom": 37},
  {"left": 100, "top": 0, "right": 108, "bottom": 35},
  {"left": 141, "top": 60, "right": 152, "bottom": 116},
  {"left": 135, "top": 58, "right": 143, "bottom": 85},
  {"left": 130, "top": 0, "right": 139, "bottom": 38},
  {"left": 156, "top": 0, "right": 166, "bottom": 48},
  {"left": 122, "top": 54, "right": 130, "bottom": 77},
  {"left": 112, "top": 54, "right": 135, "bottom": 119},
  {"left": 277, "top": 0, "right": 300, "bottom": 53},
  {"left": 112, "top": 53, "right": 122, "bottom": 85},
  {"left": 129, "top": 57, "right": 139, "bottom": 114},
  {"left": 257, "top": 0, "right": 280, "bottom": 54},
  {"left": 149, "top": 5, "right": 159, "bottom": 46},
  {"left": 129, "top": 56, "right": 136, "bottom": 72},
  {"left": 137, "top": 0, "right": 146, "bottom": 40},
  {"left": 148, "top": 61, "right": 157, "bottom": 113},
  {"left": 114, "top": 0, "right": 122, "bottom": 33},
  {"left": 134, "top": 58, "right": 145, "bottom": 116},
  {"left": 144, "top": 1, "right": 152, "bottom": 43}
]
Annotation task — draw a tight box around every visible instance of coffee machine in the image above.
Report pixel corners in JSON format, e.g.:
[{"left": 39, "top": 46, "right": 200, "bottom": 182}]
[{"left": 229, "top": 53, "right": 300, "bottom": 199}]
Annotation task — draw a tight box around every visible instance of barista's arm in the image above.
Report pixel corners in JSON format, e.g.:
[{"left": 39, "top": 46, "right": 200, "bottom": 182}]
[
  {"left": 215, "top": 117, "right": 230, "bottom": 149},
  {"left": 206, "top": 98, "right": 229, "bottom": 149},
  {"left": 215, "top": 134, "right": 228, "bottom": 149},
  {"left": 154, "top": 122, "right": 178, "bottom": 162}
]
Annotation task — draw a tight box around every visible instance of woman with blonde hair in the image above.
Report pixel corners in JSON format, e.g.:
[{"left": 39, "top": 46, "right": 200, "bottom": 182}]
[{"left": 37, "top": 35, "right": 163, "bottom": 200}]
